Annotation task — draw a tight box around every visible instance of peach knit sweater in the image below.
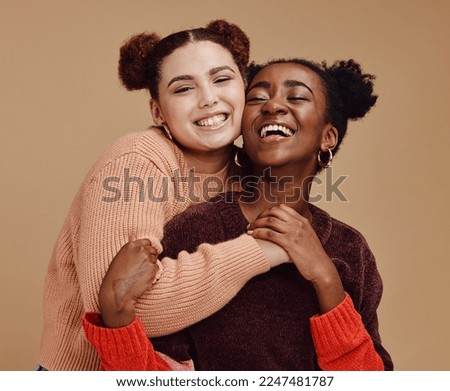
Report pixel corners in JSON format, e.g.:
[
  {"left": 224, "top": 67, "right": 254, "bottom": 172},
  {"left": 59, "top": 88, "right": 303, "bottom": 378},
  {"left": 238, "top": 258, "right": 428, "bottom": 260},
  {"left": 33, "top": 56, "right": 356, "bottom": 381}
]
[{"left": 38, "top": 128, "right": 269, "bottom": 370}]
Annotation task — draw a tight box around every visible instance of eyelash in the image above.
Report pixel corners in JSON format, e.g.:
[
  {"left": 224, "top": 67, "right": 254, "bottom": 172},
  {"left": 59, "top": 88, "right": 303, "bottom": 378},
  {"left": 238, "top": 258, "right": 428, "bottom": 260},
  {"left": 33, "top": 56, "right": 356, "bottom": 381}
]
[
  {"left": 288, "top": 96, "right": 308, "bottom": 102},
  {"left": 174, "top": 86, "right": 193, "bottom": 94},
  {"left": 246, "top": 96, "right": 268, "bottom": 103},
  {"left": 173, "top": 76, "right": 232, "bottom": 94},
  {"left": 246, "top": 96, "right": 308, "bottom": 104},
  {"left": 214, "top": 76, "right": 232, "bottom": 84}
]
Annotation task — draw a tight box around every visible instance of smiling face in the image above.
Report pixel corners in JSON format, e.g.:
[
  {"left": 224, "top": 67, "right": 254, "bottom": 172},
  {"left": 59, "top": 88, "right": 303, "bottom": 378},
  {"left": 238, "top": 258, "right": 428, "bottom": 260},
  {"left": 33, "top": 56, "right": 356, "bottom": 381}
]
[
  {"left": 242, "top": 62, "right": 337, "bottom": 174},
  {"left": 151, "top": 41, "right": 246, "bottom": 155}
]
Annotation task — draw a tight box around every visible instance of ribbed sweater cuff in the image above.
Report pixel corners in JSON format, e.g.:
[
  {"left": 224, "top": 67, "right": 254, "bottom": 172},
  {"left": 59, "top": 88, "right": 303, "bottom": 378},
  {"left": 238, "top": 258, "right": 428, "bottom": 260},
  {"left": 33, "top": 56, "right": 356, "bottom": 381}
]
[
  {"left": 82, "top": 312, "right": 167, "bottom": 370},
  {"left": 310, "top": 293, "right": 363, "bottom": 359}
]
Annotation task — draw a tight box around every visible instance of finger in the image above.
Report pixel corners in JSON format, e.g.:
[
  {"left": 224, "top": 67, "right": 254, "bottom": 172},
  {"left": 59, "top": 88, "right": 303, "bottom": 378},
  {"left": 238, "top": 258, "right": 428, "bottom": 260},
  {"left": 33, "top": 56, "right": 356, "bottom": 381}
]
[
  {"left": 249, "top": 217, "right": 289, "bottom": 234},
  {"left": 249, "top": 228, "right": 286, "bottom": 247},
  {"left": 256, "top": 206, "right": 291, "bottom": 222},
  {"left": 131, "top": 238, "right": 153, "bottom": 247},
  {"left": 136, "top": 243, "right": 158, "bottom": 258},
  {"left": 278, "top": 203, "right": 306, "bottom": 221},
  {"left": 249, "top": 208, "right": 292, "bottom": 231},
  {"left": 145, "top": 251, "right": 158, "bottom": 263},
  {"left": 145, "top": 246, "right": 158, "bottom": 256},
  {"left": 248, "top": 211, "right": 295, "bottom": 232}
]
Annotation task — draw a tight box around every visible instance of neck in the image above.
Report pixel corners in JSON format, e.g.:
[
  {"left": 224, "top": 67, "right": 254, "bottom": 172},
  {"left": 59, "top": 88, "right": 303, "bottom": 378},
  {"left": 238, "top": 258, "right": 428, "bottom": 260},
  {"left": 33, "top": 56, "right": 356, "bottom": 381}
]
[
  {"left": 239, "top": 165, "right": 315, "bottom": 223},
  {"left": 182, "top": 146, "right": 233, "bottom": 174}
]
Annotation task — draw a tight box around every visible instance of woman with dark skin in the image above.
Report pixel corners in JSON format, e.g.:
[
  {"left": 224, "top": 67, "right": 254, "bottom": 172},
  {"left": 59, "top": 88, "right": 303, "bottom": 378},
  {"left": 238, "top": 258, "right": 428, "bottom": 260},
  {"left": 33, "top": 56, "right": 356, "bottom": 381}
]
[{"left": 84, "top": 58, "right": 393, "bottom": 371}]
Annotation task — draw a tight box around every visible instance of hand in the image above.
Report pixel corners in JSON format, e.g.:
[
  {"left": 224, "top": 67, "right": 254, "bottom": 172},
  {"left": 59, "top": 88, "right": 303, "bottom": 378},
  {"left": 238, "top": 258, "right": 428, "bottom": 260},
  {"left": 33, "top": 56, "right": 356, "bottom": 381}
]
[
  {"left": 98, "top": 238, "right": 159, "bottom": 328},
  {"left": 248, "top": 204, "right": 345, "bottom": 313}
]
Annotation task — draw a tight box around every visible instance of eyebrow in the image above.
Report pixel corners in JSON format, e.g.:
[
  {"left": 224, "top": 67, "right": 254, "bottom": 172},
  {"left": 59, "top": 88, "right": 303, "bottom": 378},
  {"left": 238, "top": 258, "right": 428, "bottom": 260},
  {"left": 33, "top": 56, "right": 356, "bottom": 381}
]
[
  {"left": 167, "top": 65, "right": 236, "bottom": 87},
  {"left": 284, "top": 80, "right": 314, "bottom": 95},
  {"left": 247, "top": 79, "right": 314, "bottom": 95},
  {"left": 247, "top": 81, "right": 270, "bottom": 92}
]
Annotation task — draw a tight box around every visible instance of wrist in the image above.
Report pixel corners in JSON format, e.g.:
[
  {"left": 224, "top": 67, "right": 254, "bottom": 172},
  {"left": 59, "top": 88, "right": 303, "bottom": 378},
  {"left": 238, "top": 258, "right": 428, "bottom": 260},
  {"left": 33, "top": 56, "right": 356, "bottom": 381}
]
[
  {"left": 100, "top": 302, "right": 136, "bottom": 328},
  {"left": 255, "top": 239, "right": 289, "bottom": 267},
  {"left": 99, "top": 287, "right": 137, "bottom": 328},
  {"left": 311, "top": 263, "right": 345, "bottom": 314}
]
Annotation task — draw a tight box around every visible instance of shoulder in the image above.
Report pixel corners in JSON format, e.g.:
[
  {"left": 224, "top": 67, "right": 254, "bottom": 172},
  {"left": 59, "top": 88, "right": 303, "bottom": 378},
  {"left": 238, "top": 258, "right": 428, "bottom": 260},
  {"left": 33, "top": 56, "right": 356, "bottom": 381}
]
[
  {"left": 310, "top": 204, "right": 373, "bottom": 255},
  {"left": 161, "top": 192, "right": 243, "bottom": 255},
  {"left": 99, "top": 127, "right": 181, "bottom": 166},
  {"left": 166, "top": 192, "right": 241, "bottom": 228},
  {"left": 310, "top": 204, "right": 368, "bottom": 248},
  {"left": 164, "top": 196, "right": 225, "bottom": 231},
  {"left": 85, "top": 127, "right": 184, "bottom": 180}
]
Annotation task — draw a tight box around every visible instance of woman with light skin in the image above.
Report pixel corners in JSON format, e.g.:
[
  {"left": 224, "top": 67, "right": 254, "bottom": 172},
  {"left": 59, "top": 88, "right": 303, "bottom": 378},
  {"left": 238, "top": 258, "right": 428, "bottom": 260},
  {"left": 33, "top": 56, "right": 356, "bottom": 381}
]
[
  {"left": 37, "top": 20, "right": 288, "bottom": 371},
  {"left": 83, "top": 57, "right": 393, "bottom": 371}
]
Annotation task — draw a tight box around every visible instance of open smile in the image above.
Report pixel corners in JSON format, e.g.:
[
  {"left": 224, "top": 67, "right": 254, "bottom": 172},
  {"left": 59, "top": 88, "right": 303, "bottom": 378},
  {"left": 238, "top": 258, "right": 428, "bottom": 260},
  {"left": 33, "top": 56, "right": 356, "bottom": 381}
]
[
  {"left": 195, "top": 113, "right": 229, "bottom": 130},
  {"left": 258, "top": 124, "right": 295, "bottom": 139}
]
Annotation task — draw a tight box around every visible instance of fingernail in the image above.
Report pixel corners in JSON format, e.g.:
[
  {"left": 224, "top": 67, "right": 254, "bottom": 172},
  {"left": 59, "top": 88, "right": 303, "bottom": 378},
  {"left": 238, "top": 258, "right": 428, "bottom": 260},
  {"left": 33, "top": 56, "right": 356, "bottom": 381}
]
[{"left": 247, "top": 230, "right": 253, "bottom": 235}]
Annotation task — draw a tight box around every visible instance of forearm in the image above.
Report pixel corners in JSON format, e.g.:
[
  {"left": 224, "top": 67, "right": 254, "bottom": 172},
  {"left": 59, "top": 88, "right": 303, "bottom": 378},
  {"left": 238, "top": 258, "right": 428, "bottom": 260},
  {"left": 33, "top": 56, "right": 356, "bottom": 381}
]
[
  {"left": 311, "top": 262, "right": 346, "bottom": 314},
  {"left": 137, "top": 234, "right": 270, "bottom": 337}
]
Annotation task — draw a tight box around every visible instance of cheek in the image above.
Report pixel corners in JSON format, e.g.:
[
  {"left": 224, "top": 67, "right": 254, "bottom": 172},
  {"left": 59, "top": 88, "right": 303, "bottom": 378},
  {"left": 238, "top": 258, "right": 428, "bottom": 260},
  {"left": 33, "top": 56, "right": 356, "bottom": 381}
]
[
  {"left": 241, "top": 107, "right": 256, "bottom": 133},
  {"left": 230, "top": 89, "right": 246, "bottom": 113},
  {"left": 226, "top": 79, "right": 246, "bottom": 105},
  {"left": 162, "top": 99, "right": 191, "bottom": 123}
]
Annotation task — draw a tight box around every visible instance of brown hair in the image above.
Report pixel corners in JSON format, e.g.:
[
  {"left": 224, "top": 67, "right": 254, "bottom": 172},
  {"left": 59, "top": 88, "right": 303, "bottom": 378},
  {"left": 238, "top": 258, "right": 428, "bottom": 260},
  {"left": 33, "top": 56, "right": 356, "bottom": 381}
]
[{"left": 118, "top": 20, "right": 250, "bottom": 100}]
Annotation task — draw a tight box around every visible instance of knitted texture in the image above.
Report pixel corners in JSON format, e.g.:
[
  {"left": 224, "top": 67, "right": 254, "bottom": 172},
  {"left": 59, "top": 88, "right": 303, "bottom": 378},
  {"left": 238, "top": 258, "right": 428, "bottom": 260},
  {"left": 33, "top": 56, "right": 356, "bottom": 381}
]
[
  {"left": 82, "top": 294, "right": 383, "bottom": 371},
  {"left": 83, "top": 313, "right": 170, "bottom": 371},
  {"left": 82, "top": 193, "right": 392, "bottom": 370},
  {"left": 152, "top": 192, "right": 393, "bottom": 370},
  {"left": 39, "top": 129, "right": 270, "bottom": 370},
  {"left": 310, "top": 293, "right": 384, "bottom": 370}
]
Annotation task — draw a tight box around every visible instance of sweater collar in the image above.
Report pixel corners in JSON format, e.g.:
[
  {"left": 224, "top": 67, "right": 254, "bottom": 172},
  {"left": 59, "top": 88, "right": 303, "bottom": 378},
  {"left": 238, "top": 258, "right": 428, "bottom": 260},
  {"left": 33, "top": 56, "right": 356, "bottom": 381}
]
[{"left": 215, "top": 192, "right": 333, "bottom": 247}]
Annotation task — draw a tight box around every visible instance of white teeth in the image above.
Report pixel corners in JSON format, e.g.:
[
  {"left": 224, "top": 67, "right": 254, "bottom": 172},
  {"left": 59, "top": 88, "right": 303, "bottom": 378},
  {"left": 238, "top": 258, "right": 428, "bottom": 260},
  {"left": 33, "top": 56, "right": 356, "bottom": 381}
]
[
  {"left": 196, "top": 114, "right": 227, "bottom": 127},
  {"left": 259, "top": 124, "right": 294, "bottom": 138}
]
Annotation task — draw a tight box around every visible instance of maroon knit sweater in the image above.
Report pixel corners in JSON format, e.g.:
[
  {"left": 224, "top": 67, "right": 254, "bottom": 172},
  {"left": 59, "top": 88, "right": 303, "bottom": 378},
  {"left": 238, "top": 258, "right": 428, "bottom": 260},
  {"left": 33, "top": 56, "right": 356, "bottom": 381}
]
[{"left": 154, "top": 192, "right": 393, "bottom": 370}]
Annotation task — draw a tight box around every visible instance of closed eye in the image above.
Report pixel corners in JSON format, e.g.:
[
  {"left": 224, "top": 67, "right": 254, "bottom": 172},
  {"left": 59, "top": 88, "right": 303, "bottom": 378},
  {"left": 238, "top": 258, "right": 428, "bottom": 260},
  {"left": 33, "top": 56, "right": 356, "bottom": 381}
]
[
  {"left": 288, "top": 96, "right": 309, "bottom": 102},
  {"left": 214, "top": 76, "right": 232, "bottom": 84},
  {"left": 246, "top": 94, "right": 268, "bottom": 104},
  {"left": 174, "top": 85, "right": 194, "bottom": 94}
]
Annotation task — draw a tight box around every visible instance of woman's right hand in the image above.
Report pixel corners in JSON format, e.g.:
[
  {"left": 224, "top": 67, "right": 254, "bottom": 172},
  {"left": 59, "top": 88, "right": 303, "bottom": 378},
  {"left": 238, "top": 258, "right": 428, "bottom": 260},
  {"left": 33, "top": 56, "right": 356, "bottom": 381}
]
[
  {"left": 98, "top": 238, "right": 159, "bottom": 328},
  {"left": 248, "top": 204, "right": 345, "bottom": 314}
]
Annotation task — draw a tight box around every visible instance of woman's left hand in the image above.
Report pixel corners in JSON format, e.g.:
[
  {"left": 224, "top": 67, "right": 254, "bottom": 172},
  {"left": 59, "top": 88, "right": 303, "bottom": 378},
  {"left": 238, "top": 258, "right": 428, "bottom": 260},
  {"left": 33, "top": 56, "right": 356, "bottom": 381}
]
[{"left": 248, "top": 204, "right": 345, "bottom": 313}]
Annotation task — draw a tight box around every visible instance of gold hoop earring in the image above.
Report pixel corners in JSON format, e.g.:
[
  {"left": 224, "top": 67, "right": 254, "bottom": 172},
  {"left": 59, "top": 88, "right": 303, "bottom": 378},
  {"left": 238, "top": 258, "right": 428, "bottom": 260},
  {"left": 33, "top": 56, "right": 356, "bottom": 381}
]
[
  {"left": 318, "top": 148, "right": 333, "bottom": 168},
  {"left": 162, "top": 123, "right": 173, "bottom": 141},
  {"left": 234, "top": 149, "right": 246, "bottom": 168}
]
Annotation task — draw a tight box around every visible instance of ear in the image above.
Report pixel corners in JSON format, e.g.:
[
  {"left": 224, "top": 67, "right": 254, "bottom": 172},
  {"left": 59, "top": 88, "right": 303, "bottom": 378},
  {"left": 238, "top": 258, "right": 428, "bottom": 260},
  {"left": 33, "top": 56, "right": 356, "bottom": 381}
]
[
  {"left": 150, "top": 99, "right": 165, "bottom": 126},
  {"left": 320, "top": 124, "right": 338, "bottom": 151}
]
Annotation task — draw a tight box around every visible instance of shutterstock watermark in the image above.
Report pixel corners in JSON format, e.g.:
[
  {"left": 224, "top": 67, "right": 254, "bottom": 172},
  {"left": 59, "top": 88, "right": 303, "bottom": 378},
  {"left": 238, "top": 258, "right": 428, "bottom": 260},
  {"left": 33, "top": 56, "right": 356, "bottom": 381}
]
[{"left": 101, "top": 167, "right": 349, "bottom": 204}]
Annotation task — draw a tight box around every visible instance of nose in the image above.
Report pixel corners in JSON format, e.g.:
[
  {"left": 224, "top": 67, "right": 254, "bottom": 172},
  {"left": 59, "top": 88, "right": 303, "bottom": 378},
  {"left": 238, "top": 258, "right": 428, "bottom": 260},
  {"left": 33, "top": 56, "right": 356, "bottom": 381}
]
[
  {"left": 263, "top": 97, "right": 288, "bottom": 115},
  {"left": 198, "top": 85, "right": 219, "bottom": 108}
]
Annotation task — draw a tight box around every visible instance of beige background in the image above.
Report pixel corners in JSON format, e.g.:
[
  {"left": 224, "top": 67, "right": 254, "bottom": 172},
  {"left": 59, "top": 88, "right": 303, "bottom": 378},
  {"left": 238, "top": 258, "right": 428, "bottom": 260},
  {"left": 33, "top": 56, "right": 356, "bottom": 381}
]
[{"left": 1, "top": 0, "right": 449, "bottom": 371}]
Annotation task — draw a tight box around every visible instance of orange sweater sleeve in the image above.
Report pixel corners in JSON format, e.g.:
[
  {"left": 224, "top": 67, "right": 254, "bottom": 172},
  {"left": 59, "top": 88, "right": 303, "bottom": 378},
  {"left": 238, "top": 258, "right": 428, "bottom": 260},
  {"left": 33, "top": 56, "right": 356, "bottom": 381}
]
[
  {"left": 310, "top": 293, "right": 384, "bottom": 370},
  {"left": 82, "top": 312, "right": 171, "bottom": 371}
]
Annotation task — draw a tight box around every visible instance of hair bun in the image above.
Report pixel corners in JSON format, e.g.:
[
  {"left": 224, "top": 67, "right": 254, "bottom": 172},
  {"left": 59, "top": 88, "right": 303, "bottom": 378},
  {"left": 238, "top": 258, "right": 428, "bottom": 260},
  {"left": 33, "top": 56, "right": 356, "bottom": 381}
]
[
  {"left": 206, "top": 19, "right": 250, "bottom": 66},
  {"left": 118, "top": 32, "right": 161, "bottom": 90},
  {"left": 326, "top": 59, "right": 377, "bottom": 120}
]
